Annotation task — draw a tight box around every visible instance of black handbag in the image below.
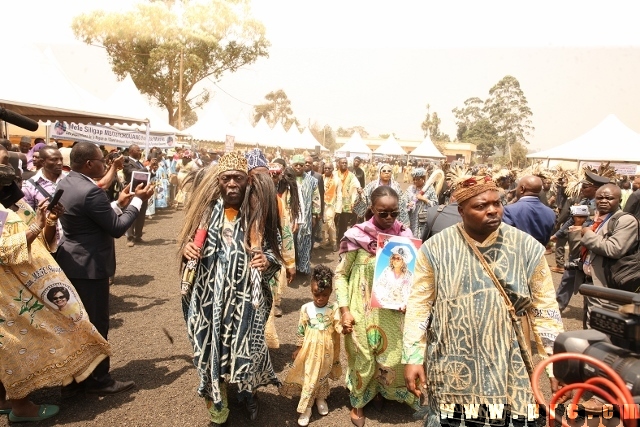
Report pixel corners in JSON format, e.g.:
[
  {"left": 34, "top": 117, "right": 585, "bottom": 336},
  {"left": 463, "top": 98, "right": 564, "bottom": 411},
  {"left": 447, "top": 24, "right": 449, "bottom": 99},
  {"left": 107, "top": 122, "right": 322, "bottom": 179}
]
[{"left": 602, "top": 214, "right": 640, "bottom": 292}]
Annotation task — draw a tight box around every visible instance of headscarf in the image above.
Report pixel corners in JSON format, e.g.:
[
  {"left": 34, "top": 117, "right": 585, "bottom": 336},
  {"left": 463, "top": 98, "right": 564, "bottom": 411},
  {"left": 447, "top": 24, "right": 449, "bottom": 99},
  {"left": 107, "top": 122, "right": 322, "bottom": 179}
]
[
  {"left": 378, "top": 163, "right": 392, "bottom": 176},
  {"left": 339, "top": 217, "right": 412, "bottom": 255},
  {"left": 411, "top": 167, "right": 426, "bottom": 178}
]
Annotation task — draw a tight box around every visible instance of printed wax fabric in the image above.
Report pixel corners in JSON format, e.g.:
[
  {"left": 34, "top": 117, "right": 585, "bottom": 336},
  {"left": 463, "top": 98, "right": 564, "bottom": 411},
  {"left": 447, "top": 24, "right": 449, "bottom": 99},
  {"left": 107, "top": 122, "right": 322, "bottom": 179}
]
[
  {"left": 183, "top": 198, "right": 281, "bottom": 410},
  {"left": 0, "top": 201, "right": 111, "bottom": 399},
  {"left": 279, "top": 301, "right": 341, "bottom": 413},
  {"left": 402, "top": 223, "right": 563, "bottom": 424},
  {"left": 335, "top": 245, "right": 419, "bottom": 410},
  {"left": 405, "top": 183, "right": 438, "bottom": 238}
]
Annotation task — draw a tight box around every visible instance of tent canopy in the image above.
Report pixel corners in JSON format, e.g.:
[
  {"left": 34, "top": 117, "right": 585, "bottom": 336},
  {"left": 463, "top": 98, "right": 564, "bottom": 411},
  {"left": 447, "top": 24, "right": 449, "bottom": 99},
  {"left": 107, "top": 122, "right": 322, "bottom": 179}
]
[
  {"left": 106, "top": 75, "right": 186, "bottom": 135},
  {"left": 374, "top": 134, "right": 407, "bottom": 155},
  {"left": 410, "top": 134, "right": 445, "bottom": 158},
  {"left": 230, "top": 113, "right": 258, "bottom": 145},
  {"left": 0, "top": 44, "right": 145, "bottom": 125},
  {"left": 299, "top": 127, "right": 324, "bottom": 151},
  {"left": 527, "top": 114, "right": 640, "bottom": 162},
  {"left": 335, "top": 132, "right": 372, "bottom": 155},
  {"left": 185, "top": 101, "right": 233, "bottom": 142}
]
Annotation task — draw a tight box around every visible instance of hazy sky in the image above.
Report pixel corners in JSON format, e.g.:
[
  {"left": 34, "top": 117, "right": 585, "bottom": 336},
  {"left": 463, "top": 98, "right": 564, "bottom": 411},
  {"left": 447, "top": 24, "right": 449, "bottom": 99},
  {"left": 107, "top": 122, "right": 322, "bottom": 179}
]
[{"left": 4, "top": 0, "right": 640, "bottom": 150}]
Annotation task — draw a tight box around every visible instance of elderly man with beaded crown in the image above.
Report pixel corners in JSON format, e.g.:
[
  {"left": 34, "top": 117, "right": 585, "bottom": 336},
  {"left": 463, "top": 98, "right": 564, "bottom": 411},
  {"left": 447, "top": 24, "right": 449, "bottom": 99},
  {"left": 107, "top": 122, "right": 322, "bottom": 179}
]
[{"left": 179, "top": 151, "right": 283, "bottom": 426}]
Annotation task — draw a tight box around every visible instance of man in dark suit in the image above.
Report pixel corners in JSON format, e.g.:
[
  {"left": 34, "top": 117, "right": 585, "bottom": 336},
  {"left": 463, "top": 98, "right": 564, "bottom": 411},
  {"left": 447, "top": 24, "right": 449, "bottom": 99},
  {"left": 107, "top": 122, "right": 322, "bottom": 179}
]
[
  {"left": 304, "top": 155, "right": 324, "bottom": 246},
  {"left": 122, "top": 144, "right": 157, "bottom": 246},
  {"left": 624, "top": 176, "right": 640, "bottom": 219},
  {"left": 420, "top": 197, "right": 462, "bottom": 242},
  {"left": 56, "top": 142, "right": 154, "bottom": 395},
  {"left": 502, "top": 175, "right": 557, "bottom": 246}
]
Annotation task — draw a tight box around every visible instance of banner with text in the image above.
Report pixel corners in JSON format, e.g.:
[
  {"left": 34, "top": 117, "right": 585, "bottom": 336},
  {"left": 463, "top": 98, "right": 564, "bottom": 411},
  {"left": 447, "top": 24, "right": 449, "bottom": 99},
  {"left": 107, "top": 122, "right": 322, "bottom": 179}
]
[
  {"left": 580, "top": 161, "right": 639, "bottom": 176},
  {"left": 50, "top": 122, "right": 176, "bottom": 149}
]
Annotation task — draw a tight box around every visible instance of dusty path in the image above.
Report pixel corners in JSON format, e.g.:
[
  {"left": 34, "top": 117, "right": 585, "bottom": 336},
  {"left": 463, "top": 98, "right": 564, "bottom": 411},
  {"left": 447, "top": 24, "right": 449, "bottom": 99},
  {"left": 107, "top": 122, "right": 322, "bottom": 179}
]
[{"left": 1, "top": 204, "right": 585, "bottom": 427}]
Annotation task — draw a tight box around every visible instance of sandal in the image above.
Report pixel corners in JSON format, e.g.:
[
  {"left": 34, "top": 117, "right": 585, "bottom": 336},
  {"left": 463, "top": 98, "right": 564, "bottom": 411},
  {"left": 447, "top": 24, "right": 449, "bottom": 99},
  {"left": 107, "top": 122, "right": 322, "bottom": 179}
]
[{"left": 9, "top": 404, "right": 59, "bottom": 422}]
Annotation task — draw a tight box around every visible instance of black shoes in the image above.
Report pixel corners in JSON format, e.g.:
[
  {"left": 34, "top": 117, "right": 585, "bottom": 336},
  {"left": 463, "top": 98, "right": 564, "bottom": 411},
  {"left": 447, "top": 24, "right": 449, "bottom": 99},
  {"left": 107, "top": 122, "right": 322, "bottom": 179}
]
[
  {"left": 86, "top": 380, "right": 135, "bottom": 395},
  {"left": 245, "top": 396, "right": 259, "bottom": 421}
]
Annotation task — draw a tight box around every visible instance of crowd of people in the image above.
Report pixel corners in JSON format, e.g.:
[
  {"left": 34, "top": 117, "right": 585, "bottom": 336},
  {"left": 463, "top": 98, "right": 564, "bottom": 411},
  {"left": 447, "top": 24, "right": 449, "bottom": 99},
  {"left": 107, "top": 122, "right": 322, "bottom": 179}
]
[{"left": 2, "top": 135, "right": 639, "bottom": 426}]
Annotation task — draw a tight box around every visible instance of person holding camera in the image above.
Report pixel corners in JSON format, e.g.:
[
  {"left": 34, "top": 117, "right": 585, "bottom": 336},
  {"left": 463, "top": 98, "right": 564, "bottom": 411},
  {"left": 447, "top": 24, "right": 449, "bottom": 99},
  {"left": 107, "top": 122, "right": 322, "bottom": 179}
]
[
  {"left": 122, "top": 144, "right": 157, "bottom": 246},
  {"left": 55, "top": 142, "right": 154, "bottom": 396}
]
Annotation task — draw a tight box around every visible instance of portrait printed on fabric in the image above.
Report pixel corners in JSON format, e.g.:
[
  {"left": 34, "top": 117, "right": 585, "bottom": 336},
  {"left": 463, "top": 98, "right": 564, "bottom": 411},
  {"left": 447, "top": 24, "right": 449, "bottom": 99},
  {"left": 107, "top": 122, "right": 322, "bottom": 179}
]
[
  {"left": 42, "top": 282, "right": 84, "bottom": 323},
  {"left": 371, "top": 234, "right": 422, "bottom": 311}
]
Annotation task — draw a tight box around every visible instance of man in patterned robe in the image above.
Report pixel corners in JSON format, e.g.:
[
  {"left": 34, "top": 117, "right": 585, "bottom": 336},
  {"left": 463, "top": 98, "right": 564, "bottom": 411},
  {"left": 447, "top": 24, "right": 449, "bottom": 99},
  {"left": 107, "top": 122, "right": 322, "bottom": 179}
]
[
  {"left": 403, "top": 176, "right": 564, "bottom": 427},
  {"left": 182, "top": 152, "right": 281, "bottom": 426},
  {"left": 291, "top": 154, "right": 320, "bottom": 275}
]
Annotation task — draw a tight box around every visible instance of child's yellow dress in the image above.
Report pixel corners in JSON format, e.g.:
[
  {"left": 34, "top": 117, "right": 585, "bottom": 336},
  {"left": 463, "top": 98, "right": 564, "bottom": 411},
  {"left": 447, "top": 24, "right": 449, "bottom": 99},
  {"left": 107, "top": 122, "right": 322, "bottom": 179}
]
[{"left": 279, "top": 301, "right": 342, "bottom": 413}]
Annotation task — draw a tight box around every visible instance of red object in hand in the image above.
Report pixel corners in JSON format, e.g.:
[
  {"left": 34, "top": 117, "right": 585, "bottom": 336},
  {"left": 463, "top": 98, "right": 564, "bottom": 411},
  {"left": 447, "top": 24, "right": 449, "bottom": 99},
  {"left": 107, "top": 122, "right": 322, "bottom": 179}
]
[{"left": 194, "top": 229, "right": 207, "bottom": 248}]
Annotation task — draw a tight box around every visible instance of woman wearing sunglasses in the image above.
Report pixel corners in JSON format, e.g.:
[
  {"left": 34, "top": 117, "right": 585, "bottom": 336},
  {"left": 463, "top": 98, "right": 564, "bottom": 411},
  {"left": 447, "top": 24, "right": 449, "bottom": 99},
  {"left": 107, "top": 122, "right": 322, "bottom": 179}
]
[
  {"left": 355, "top": 163, "right": 409, "bottom": 228},
  {"left": 335, "top": 186, "right": 419, "bottom": 426}
]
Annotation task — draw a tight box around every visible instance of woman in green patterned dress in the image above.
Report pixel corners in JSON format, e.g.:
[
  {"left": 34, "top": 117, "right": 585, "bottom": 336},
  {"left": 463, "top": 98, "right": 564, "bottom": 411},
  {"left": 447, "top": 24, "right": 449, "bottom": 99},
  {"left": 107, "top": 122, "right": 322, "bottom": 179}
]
[{"left": 335, "top": 186, "right": 419, "bottom": 427}]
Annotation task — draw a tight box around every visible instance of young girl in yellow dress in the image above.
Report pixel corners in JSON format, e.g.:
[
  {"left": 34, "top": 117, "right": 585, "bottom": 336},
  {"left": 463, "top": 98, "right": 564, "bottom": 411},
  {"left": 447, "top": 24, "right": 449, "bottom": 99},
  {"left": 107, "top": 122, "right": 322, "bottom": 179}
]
[{"left": 279, "top": 265, "right": 341, "bottom": 426}]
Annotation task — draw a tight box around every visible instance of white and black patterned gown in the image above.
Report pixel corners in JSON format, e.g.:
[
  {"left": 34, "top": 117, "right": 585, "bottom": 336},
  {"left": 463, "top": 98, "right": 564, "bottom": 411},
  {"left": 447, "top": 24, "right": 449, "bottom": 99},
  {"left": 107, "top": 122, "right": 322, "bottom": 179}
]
[{"left": 183, "top": 199, "right": 281, "bottom": 410}]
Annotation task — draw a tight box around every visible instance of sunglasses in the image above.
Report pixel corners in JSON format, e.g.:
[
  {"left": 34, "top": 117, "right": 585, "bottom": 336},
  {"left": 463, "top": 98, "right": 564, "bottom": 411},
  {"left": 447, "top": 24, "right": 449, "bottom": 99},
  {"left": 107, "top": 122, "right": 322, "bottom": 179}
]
[
  {"left": 374, "top": 210, "right": 399, "bottom": 218},
  {"left": 381, "top": 169, "right": 392, "bottom": 173},
  {"left": 52, "top": 295, "right": 66, "bottom": 301}
]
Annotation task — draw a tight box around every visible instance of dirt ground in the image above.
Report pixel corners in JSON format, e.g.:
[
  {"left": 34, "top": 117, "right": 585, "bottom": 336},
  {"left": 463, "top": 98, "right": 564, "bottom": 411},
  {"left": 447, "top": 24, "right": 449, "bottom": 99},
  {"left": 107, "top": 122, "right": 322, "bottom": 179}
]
[{"left": 1, "top": 203, "right": 587, "bottom": 427}]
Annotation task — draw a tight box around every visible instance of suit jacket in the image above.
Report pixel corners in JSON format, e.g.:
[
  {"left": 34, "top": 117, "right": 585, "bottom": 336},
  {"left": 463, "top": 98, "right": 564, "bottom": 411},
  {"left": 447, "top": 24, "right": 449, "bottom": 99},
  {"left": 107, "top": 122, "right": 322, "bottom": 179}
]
[
  {"left": 122, "top": 157, "right": 149, "bottom": 184},
  {"left": 624, "top": 189, "right": 640, "bottom": 220},
  {"left": 56, "top": 171, "right": 140, "bottom": 279},
  {"left": 420, "top": 202, "right": 461, "bottom": 242},
  {"left": 582, "top": 210, "right": 639, "bottom": 287},
  {"left": 502, "top": 196, "right": 556, "bottom": 246}
]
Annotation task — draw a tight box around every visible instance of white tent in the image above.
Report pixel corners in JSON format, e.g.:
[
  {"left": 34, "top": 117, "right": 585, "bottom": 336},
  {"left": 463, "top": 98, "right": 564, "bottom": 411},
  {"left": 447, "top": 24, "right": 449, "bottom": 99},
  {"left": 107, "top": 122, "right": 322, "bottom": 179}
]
[
  {"left": 270, "top": 121, "right": 289, "bottom": 149},
  {"left": 410, "top": 134, "right": 446, "bottom": 158},
  {"left": 283, "top": 124, "right": 301, "bottom": 150},
  {"left": 335, "top": 132, "right": 372, "bottom": 156},
  {"left": 0, "top": 44, "right": 144, "bottom": 125},
  {"left": 299, "top": 127, "right": 327, "bottom": 151},
  {"left": 254, "top": 116, "right": 274, "bottom": 147},
  {"left": 230, "top": 113, "right": 258, "bottom": 145},
  {"left": 527, "top": 114, "right": 640, "bottom": 162},
  {"left": 185, "top": 101, "right": 234, "bottom": 142},
  {"left": 374, "top": 134, "right": 407, "bottom": 156},
  {"left": 106, "top": 75, "right": 185, "bottom": 135}
]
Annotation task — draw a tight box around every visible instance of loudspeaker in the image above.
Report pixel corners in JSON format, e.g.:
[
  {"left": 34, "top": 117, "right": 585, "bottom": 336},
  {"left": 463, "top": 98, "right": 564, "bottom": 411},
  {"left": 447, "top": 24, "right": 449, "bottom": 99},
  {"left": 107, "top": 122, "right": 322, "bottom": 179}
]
[{"left": 315, "top": 145, "right": 320, "bottom": 156}]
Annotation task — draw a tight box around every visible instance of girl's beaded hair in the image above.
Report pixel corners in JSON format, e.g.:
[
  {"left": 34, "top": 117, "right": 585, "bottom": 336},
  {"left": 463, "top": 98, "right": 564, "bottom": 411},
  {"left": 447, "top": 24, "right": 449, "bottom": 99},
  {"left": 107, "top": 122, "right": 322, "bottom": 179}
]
[{"left": 312, "top": 264, "right": 334, "bottom": 293}]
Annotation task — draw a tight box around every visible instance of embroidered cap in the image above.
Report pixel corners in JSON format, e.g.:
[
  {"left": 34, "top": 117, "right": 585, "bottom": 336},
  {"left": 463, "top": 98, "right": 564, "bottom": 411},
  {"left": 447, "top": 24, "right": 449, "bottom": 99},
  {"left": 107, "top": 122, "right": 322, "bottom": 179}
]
[
  {"left": 245, "top": 148, "right": 268, "bottom": 171},
  {"left": 452, "top": 175, "right": 498, "bottom": 204}
]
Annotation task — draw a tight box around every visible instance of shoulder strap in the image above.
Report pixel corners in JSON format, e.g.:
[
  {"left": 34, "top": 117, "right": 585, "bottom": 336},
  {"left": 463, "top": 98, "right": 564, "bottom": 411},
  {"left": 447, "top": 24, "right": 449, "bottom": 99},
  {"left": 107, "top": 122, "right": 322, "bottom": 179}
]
[
  {"left": 423, "top": 204, "right": 446, "bottom": 241},
  {"left": 27, "top": 178, "right": 52, "bottom": 199},
  {"left": 456, "top": 223, "right": 535, "bottom": 377}
]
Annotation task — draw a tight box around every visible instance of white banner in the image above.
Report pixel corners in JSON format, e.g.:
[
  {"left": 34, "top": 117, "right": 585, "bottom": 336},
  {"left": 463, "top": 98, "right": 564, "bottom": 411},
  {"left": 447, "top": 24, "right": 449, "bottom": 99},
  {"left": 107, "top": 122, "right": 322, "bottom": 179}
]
[
  {"left": 50, "top": 122, "right": 176, "bottom": 149},
  {"left": 580, "top": 161, "right": 638, "bottom": 176}
]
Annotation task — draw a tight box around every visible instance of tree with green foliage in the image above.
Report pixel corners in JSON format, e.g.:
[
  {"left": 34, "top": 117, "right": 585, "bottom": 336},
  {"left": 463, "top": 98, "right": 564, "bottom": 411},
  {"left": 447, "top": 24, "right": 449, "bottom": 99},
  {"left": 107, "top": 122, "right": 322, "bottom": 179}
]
[
  {"left": 336, "top": 126, "right": 369, "bottom": 138},
  {"left": 253, "top": 89, "right": 297, "bottom": 129},
  {"left": 452, "top": 97, "right": 485, "bottom": 140},
  {"left": 72, "top": 0, "right": 269, "bottom": 129},
  {"left": 462, "top": 118, "right": 498, "bottom": 162},
  {"left": 484, "top": 75, "right": 534, "bottom": 161},
  {"left": 421, "top": 107, "right": 450, "bottom": 142},
  {"left": 310, "top": 122, "right": 336, "bottom": 151}
]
